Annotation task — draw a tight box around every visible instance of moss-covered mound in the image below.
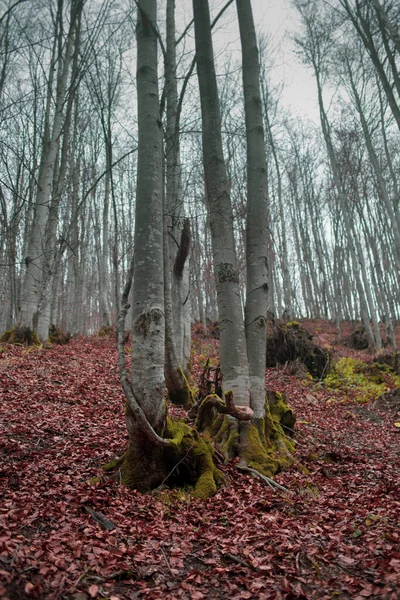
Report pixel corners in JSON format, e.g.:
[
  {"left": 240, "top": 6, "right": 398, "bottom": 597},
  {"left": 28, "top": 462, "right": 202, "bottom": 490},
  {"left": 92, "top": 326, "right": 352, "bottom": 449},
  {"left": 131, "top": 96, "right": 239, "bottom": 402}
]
[
  {"left": 98, "top": 325, "right": 115, "bottom": 337},
  {"left": 266, "top": 321, "right": 330, "bottom": 379},
  {"left": 105, "top": 417, "right": 224, "bottom": 500},
  {"left": 48, "top": 324, "right": 71, "bottom": 345},
  {"left": 372, "top": 351, "right": 400, "bottom": 374},
  {"left": 325, "top": 357, "right": 400, "bottom": 403},
  {"left": 197, "top": 391, "right": 296, "bottom": 478},
  {"left": 0, "top": 326, "right": 41, "bottom": 346},
  {"left": 346, "top": 326, "right": 369, "bottom": 350}
]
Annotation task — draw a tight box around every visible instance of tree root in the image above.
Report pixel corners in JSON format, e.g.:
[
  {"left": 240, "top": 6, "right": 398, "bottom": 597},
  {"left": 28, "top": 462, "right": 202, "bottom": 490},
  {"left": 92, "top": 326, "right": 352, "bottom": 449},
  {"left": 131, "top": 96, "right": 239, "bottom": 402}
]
[
  {"left": 237, "top": 465, "right": 292, "bottom": 494},
  {"left": 195, "top": 390, "right": 253, "bottom": 431}
]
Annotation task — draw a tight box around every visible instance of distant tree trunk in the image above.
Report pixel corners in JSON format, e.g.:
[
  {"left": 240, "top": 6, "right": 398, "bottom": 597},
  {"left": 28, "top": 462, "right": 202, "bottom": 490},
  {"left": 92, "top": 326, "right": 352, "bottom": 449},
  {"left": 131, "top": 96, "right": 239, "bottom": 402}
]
[{"left": 18, "top": 0, "right": 80, "bottom": 340}]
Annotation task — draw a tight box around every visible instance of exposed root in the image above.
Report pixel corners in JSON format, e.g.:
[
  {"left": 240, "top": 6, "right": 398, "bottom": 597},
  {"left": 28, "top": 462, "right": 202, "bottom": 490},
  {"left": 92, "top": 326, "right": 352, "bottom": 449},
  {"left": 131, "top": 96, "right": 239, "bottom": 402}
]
[
  {"left": 195, "top": 390, "right": 253, "bottom": 431},
  {"left": 237, "top": 465, "right": 292, "bottom": 494}
]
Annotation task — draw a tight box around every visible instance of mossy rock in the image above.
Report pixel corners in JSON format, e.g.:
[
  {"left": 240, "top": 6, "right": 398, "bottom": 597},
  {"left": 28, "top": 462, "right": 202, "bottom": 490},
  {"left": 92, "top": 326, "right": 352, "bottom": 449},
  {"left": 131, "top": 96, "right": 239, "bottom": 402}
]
[
  {"left": 0, "top": 326, "right": 41, "bottom": 346},
  {"left": 266, "top": 321, "right": 330, "bottom": 379}
]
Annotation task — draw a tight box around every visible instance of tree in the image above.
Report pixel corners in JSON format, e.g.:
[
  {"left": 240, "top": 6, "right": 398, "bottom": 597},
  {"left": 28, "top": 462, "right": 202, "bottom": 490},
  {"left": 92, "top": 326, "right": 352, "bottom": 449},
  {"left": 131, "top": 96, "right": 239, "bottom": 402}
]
[
  {"left": 116, "top": 0, "right": 222, "bottom": 498},
  {"left": 18, "top": 0, "right": 83, "bottom": 342},
  {"left": 193, "top": 0, "right": 294, "bottom": 475}
]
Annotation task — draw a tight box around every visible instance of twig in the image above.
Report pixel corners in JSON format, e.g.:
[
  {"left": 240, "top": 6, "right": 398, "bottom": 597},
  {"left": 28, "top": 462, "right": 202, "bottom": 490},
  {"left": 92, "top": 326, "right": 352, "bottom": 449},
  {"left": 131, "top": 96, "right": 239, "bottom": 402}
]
[
  {"left": 73, "top": 568, "right": 91, "bottom": 589},
  {"left": 84, "top": 570, "right": 132, "bottom": 584},
  {"left": 151, "top": 542, "right": 174, "bottom": 576},
  {"left": 222, "top": 552, "right": 252, "bottom": 568},
  {"left": 85, "top": 507, "right": 117, "bottom": 531},
  {"left": 237, "top": 465, "right": 292, "bottom": 494}
]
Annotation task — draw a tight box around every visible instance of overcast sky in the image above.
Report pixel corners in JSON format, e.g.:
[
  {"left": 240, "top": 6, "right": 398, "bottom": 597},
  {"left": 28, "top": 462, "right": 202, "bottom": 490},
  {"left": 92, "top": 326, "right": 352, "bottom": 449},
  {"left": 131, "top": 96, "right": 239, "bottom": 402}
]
[{"left": 218, "top": 0, "right": 320, "bottom": 122}]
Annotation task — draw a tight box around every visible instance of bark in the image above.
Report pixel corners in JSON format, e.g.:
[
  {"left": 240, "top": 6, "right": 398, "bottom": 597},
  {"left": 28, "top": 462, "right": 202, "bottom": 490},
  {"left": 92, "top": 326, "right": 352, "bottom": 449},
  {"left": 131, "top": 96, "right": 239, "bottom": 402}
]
[
  {"left": 236, "top": 0, "right": 269, "bottom": 418},
  {"left": 130, "top": 0, "right": 165, "bottom": 432},
  {"left": 193, "top": 0, "right": 250, "bottom": 406},
  {"left": 165, "top": 0, "right": 191, "bottom": 370},
  {"left": 19, "top": 0, "right": 80, "bottom": 339}
]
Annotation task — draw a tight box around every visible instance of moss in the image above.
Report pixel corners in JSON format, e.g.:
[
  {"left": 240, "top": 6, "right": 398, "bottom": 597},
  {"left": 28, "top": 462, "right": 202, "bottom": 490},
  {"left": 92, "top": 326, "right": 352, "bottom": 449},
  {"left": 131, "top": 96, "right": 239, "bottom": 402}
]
[
  {"left": 102, "top": 455, "right": 125, "bottom": 472},
  {"left": 0, "top": 326, "right": 41, "bottom": 346},
  {"left": 120, "top": 447, "right": 139, "bottom": 487},
  {"left": 98, "top": 325, "right": 115, "bottom": 337},
  {"left": 240, "top": 393, "right": 295, "bottom": 476},
  {"left": 193, "top": 471, "right": 217, "bottom": 499},
  {"left": 325, "top": 357, "right": 400, "bottom": 403},
  {"left": 268, "top": 391, "right": 296, "bottom": 435},
  {"left": 168, "top": 367, "right": 195, "bottom": 408},
  {"left": 164, "top": 418, "right": 224, "bottom": 499},
  {"left": 87, "top": 476, "right": 102, "bottom": 486},
  {"left": 242, "top": 423, "right": 280, "bottom": 477},
  {"left": 48, "top": 324, "right": 71, "bottom": 345},
  {"left": 287, "top": 320, "right": 300, "bottom": 328}
]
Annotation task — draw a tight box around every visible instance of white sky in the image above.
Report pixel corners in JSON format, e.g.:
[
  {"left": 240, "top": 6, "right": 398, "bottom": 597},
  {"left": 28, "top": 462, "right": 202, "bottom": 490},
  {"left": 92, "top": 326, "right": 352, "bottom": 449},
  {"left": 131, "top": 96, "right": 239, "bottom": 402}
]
[
  {"left": 252, "top": 0, "right": 319, "bottom": 120},
  {"left": 210, "top": 0, "right": 320, "bottom": 122}
]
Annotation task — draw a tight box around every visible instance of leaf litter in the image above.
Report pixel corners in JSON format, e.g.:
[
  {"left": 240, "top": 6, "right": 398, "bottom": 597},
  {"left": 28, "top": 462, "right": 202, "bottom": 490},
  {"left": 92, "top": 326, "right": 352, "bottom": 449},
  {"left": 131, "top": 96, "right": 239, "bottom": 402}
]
[{"left": 0, "top": 322, "right": 399, "bottom": 599}]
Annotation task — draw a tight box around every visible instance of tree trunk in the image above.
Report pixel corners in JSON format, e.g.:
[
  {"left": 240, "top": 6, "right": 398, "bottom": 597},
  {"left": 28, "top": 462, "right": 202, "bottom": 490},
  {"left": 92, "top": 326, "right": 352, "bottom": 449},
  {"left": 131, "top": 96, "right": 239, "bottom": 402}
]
[
  {"left": 193, "top": 0, "right": 250, "bottom": 406},
  {"left": 19, "top": 0, "right": 79, "bottom": 339},
  {"left": 236, "top": 0, "right": 269, "bottom": 419}
]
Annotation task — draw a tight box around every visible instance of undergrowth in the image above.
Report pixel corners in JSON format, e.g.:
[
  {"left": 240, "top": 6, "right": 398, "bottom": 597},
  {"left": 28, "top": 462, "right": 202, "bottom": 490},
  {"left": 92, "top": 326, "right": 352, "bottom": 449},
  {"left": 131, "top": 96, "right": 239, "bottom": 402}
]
[{"left": 324, "top": 357, "right": 400, "bottom": 403}]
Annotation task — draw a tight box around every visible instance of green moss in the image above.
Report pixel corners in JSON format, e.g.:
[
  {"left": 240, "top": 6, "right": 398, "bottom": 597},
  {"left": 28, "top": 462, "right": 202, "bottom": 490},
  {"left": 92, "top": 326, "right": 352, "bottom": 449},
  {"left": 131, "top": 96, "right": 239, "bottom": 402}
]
[
  {"left": 286, "top": 320, "right": 300, "bottom": 328},
  {"left": 98, "top": 325, "right": 115, "bottom": 337},
  {"left": 102, "top": 455, "right": 125, "bottom": 472},
  {"left": 325, "top": 357, "right": 400, "bottom": 403},
  {"left": 0, "top": 326, "right": 41, "bottom": 346},
  {"left": 194, "top": 471, "right": 217, "bottom": 499},
  {"left": 164, "top": 417, "right": 225, "bottom": 499},
  {"left": 168, "top": 367, "right": 195, "bottom": 408},
  {"left": 87, "top": 476, "right": 102, "bottom": 485},
  {"left": 243, "top": 422, "right": 279, "bottom": 477},
  {"left": 120, "top": 447, "right": 138, "bottom": 487}
]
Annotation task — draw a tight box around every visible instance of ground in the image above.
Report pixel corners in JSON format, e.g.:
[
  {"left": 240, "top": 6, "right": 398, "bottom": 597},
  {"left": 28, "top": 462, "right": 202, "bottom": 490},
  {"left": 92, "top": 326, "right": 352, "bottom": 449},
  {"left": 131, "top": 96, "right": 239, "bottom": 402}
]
[{"left": 0, "top": 320, "right": 399, "bottom": 599}]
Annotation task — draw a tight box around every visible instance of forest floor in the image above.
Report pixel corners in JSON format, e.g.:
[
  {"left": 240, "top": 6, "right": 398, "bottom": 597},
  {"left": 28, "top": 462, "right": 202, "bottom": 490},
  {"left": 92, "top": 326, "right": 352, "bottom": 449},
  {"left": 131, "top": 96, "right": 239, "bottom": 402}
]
[{"left": 0, "top": 320, "right": 399, "bottom": 600}]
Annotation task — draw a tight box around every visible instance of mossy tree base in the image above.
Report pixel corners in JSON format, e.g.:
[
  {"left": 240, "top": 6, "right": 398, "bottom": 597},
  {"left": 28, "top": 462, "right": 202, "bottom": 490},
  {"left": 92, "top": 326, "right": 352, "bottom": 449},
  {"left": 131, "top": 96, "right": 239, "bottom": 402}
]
[
  {"left": 0, "top": 326, "right": 41, "bottom": 346},
  {"left": 108, "top": 415, "right": 224, "bottom": 500},
  {"left": 198, "top": 391, "right": 296, "bottom": 478}
]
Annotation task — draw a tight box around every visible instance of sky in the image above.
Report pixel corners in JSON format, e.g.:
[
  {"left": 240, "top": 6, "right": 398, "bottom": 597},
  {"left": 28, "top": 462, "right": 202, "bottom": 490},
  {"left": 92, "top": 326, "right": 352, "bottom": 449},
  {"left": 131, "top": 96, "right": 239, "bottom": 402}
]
[
  {"left": 213, "top": 0, "right": 320, "bottom": 123},
  {"left": 252, "top": 0, "right": 319, "bottom": 120}
]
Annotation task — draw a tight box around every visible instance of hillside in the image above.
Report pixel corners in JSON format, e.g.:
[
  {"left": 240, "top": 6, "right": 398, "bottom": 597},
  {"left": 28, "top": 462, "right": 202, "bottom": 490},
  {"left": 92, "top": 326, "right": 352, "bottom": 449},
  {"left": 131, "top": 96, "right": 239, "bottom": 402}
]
[{"left": 1, "top": 321, "right": 399, "bottom": 599}]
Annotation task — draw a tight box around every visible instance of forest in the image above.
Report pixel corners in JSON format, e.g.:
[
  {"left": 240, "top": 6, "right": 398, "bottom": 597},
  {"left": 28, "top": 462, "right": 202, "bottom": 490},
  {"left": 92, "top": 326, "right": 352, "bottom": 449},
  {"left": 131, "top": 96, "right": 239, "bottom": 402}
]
[{"left": 0, "top": 0, "right": 399, "bottom": 599}]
